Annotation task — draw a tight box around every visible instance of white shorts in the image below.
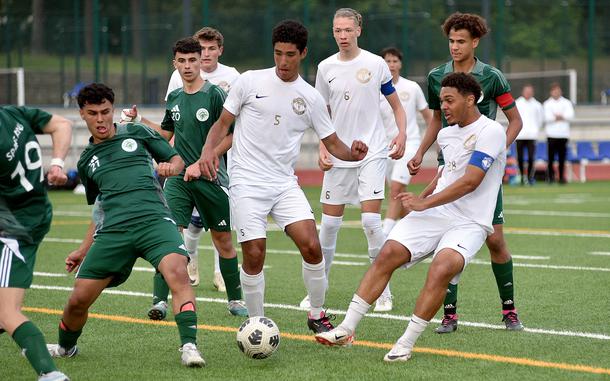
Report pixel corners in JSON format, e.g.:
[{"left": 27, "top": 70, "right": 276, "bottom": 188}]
[
  {"left": 387, "top": 145, "right": 418, "bottom": 185},
  {"left": 230, "top": 183, "right": 314, "bottom": 243},
  {"left": 386, "top": 207, "right": 487, "bottom": 269},
  {"left": 320, "top": 158, "right": 386, "bottom": 205}
]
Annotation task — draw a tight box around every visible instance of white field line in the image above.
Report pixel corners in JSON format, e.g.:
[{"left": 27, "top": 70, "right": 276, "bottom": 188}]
[
  {"left": 43, "top": 238, "right": 610, "bottom": 272},
  {"left": 34, "top": 272, "right": 67, "bottom": 277},
  {"left": 589, "top": 251, "right": 610, "bottom": 256},
  {"left": 30, "top": 284, "right": 610, "bottom": 341},
  {"left": 504, "top": 210, "right": 610, "bottom": 218}
]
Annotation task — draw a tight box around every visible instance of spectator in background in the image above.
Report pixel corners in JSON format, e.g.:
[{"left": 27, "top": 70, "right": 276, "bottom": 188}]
[
  {"left": 515, "top": 84, "right": 543, "bottom": 185},
  {"left": 543, "top": 83, "right": 574, "bottom": 184}
]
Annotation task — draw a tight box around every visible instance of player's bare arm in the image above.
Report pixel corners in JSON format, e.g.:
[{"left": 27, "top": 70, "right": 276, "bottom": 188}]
[
  {"left": 65, "top": 221, "right": 96, "bottom": 273},
  {"left": 157, "top": 154, "right": 185, "bottom": 177},
  {"left": 385, "top": 91, "right": 407, "bottom": 160},
  {"left": 199, "top": 108, "right": 235, "bottom": 179},
  {"left": 215, "top": 133, "right": 233, "bottom": 157},
  {"left": 122, "top": 105, "right": 174, "bottom": 141},
  {"left": 318, "top": 141, "right": 333, "bottom": 171},
  {"left": 503, "top": 106, "right": 523, "bottom": 148},
  {"left": 400, "top": 164, "right": 485, "bottom": 213},
  {"left": 408, "top": 109, "right": 442, "bottom": 175},
  {"left": 321, "top": 133, "right": 368, "bottom": 162},
  {"left": 42, "top": 114, "right": 73, "bottom": 186}
]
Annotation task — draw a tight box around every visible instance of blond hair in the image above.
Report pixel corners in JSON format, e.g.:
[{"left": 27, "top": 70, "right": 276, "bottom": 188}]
[{"left": 334, "top": 8, "right": 362, "bottom": 27}]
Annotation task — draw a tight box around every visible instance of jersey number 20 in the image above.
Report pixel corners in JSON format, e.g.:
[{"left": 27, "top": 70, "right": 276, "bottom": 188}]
[{"left": 10, "top": 141, "right": 43, "bottom": 192}]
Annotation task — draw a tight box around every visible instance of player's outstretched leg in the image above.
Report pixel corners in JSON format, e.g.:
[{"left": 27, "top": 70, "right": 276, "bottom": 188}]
[
  {"left": 148, "top": 271, "right": 170, "bottom": 320},
  {"left": 239, "top": 239, "right": 266, "bottom": 318},
  {"left": 211, "top": 230, "right": 248, "bottom": 317},
  {"left": 184, "top": 215, "right": 204, "bottom": 287},
  {"left": 435, "top": 277, "right": 459, "bottom": 334}
]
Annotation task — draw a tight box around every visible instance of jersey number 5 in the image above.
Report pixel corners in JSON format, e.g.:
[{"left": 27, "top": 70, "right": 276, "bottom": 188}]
[{"left": 10, "top": 141, "right": 43, "bottom": 192}]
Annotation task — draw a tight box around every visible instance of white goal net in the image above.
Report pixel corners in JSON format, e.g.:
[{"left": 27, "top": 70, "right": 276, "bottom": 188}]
[{"left": 0, "top": 67, "right": 25, "bottom": 106}]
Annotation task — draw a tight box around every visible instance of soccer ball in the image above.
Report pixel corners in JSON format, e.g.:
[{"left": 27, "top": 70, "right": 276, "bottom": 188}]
[{"left": 236, "top": 316, "right": 280, "bottom": 359}]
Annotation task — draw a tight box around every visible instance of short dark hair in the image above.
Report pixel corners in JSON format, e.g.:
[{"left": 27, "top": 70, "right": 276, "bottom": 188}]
[
  {"left": 380, "top": 47, "right": 403, "bottom": 62},
  {"left": 77, "top": 83, "right": 114, "bottom": 108},
  {"left": 272, "top": 20, "right": 308, "bottom": 53},
  {"left": 549, "top": 82, "right": 562, "bottom": 91},
  {"left": 442, "top": 12, "right": 489, "bottom": 39},
  {"left": 173, "top": 37, "right": 202, "bottom": 56},
  {"left": 441, "top": 72, "right": 482, "bottom": 101}
]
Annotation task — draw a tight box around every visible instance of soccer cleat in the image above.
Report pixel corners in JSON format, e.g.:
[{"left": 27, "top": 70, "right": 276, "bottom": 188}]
[
  {"left": 228, "top": 300, "right": 249, "bottom": 317},
  {"left": 38, "top": 371, "right": 70, "bottom": 381},
  {"left": 383, "top": 343, "right": 412, "bottom": 362},
  {"left": 435, "top": 314, "right": 458, "bottom": 334},
  {"left": 187, "top": 256, "right": 200, "bottom": 286},
  {"left": 148, "top": 301, "right": 168, "bottom": 321},
  {"left": 314, "top": 326, "right": 354, "bottom": 347},
  {"left": 299, "top": 295, "right": 311, "bottom": 309},
  {"left": 179, "top": 343, "right": 206, "bottom": 367},
  {"left": 213, "top": 271, "right": 226, "bottom": 292},
  {"left": 307, "top": 311, "right": 336, "bottom": 334},
  {"left": 46, "top": 344, "right": 78, "bottom": 358},
  {"left": 374, "top": 294, "right": 393, "bottom": 312},
  {"left": 502, "top": 310, "right": 524, "bottom": 331}
]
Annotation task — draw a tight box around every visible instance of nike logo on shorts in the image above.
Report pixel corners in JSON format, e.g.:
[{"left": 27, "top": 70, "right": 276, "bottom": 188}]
[
  {"left": 328, "top": 77, "right": 336, "bottom": 83},
  {"left": 255, "top": 94, "right": 269, "bottom": 99},
  {"left": 457, "top": 244, "right": 467, "bottom": 250},
  {"left": 373, "top": 189, "right": 383, "bottom": 195}
]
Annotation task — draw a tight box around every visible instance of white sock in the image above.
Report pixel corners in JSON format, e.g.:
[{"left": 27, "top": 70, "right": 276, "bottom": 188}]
[
  {"left": 240, "top": 269, "right": 265, "bottom": 317},
  {"left": 382, "top": 218, "right": 397, "bottom": 238},
  {"left": 362, "top": 212, "right": 384, "bottom": 262},
  {"left": 302, "top": 259, "right": 327, "bottom": 318},
  {"left": 184, "top": 224, "right": 203, "bottom": 259},
  {"left": 213, "top": 245, "right": 221, "bottom": 273},
  {"left": 396, "top": 314, "right": 429, "bottom": 351},
  {"left": 319, "top": 214, "right": 342, "bottom": 279},
  {"left": 340, "top": 294, "right": 371, "bottom": 334}
]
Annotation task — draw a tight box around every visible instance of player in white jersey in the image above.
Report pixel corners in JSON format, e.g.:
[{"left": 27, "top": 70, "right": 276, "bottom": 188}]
[
  {"left": 315, "top": 72, "right": 507, "bottom": 362},
  {"left": 198, "top": 20, "right": 368, "bottom": 334},
  {"left": 304, "top": 8, "right": 407, "bottom": 311},
  {"left": 375, "top": 47, "right": 432, "bottom": 312}
]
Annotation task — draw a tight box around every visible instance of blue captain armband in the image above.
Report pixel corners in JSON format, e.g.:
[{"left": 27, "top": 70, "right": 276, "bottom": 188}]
[
  {"left": 380, "top": 80, "right": 396, "bottom": 96},
  {"left": 469, "top": 150, "right": 495, "bottom": 172}
]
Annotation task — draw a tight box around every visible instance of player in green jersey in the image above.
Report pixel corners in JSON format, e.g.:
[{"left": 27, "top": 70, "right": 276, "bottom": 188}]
[
  {"left": 407, "top": 12, "right": 524, "bottom": 332},
  {"left": 123, "top": 37, "right": 247, "bottom": 319},
  {"left": 1, "top": 106, "right": 72, "bottom": 380},
  {"left": 46, "top": 83, "right": 206, "bottom": 368}
]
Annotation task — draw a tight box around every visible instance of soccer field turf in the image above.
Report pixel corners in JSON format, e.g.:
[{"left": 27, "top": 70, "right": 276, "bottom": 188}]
[{"left": 2, "top": 182, "right": 610, "bottom": 380}]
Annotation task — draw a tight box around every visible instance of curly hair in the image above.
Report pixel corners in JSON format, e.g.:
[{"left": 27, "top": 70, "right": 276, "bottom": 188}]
[
  {"left": 173, "top": 37, "right": 202, "bottom": 56},
  {"left": 272, "top": 20, "right": 308, "bottom": 53},
  {"left": 77, "top": 83, "right": 115, "bottom": 108},
  {"left": 442, "top": 12, "right": 489, "bottom": 39},
  {"left": 441, "top": 72, "right": 482, "bottom": 101}
]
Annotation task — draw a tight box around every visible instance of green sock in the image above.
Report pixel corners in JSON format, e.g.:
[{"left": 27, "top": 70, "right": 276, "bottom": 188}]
[
  {"left": 219, "top": 256, "right": 242, "bottom": 301},
  {"left": 492, "top": 259, "right": 516, "bottom": 310},
  {"left": 175, "top": 310, "right": 197, "bottom": 346},
  {"left": 153, "top": 271, "right": 170, "bottom": 305},
  {"left": 443, "top": 283, "right": 458, "bottom": 315},
  {"left": 58, "top": 320, "right": 82, "bottom": 350},
  {"left": 12, "top": 321, "right": 57, "bottom": 375}
]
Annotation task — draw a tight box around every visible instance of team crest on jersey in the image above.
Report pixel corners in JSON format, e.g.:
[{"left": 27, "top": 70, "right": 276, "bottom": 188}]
[
  {"left": 196, "top": 108, "right": 210, "bottom": 122},
  {"left": 399, "top": 91, "right": 410, "bottom": 101},
  {"left": 356, "top": 68, "right": 372, "bottom": 84},
  {"left": 121, "top": 138, "right": 138, "bottom": 152},
  {"left": 463, "top": 134, "right": 477, "bottom": 150},
  {"left": 482, "top": 156, "right": 493, "bottom": 169},
  {"left": 89, "top": 155, "right": 100, "bottom": 173},
  {"left": 292, "top": 97, "right": 306, "bottom": 115},
  {"left": 217, "top": 81, "right": 230, "bottom": 92}
]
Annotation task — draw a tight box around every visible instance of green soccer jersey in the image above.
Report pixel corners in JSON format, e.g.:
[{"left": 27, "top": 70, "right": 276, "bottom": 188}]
[
  {"left": 0, "top": 106, "right": 53, "bottom": 244},
  {"left": 162, "top": 81, "right": 230, "bottom": 186},
  {"left": 77, "top": 123, "right": 178, "bottom": 232},
  {"left": 427, "top": 58, "right": 516, "bottom": 127}
]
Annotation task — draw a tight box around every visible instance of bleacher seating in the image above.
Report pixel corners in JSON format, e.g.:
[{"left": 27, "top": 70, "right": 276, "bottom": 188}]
[
  {"left": 575, "top": 141, "right": 599, "bottom": 161},
  {"left": 536, "top": 142, "right": 548, "bottom": 161},
  {"left": 598, "top": 141, "right": 610, "bottom": 161}
]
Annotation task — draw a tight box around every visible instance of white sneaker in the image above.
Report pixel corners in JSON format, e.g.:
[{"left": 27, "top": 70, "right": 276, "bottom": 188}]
[
  {"left": 314, "top": 325, "right": 353, "bottom": 347},
  {"left": 187, "top": 257, "right": 200, "bottom": 286},
  {"left": 46, "top": 344, "right": 78, "bottom": 358},
  {"left": 39, "top": 371, "right": 70, "bottom": 381},
  {"left": 213, "top": 271, "right": 226, "bottom": 292},
  {"left": 147, "top": 300, "right": 168, "bottom": 320},
  {"left": 228, "top": 300, "right": 248, "bottom": 317},
  {"left": 374, "top": 294, "right": 393, "bottom": 312},
  {"left": 299, "top": 295, "right": 311, "bottom": 309},
  {"left": 179, "top": 343, "right": 206, "bottom": 367},
  {"left": 383, "top": 342, "right": 412, "bottom": 362}
]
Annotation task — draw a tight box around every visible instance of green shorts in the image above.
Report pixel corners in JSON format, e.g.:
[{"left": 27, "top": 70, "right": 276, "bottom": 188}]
[
  {"left": 493, "top": 186, "right": 504, "bottom": 225},
  {"left": 0, "top": 237, "right": 40, "bottom": 289},
  {"left": 164, "top": 177, "right": 231, "bottom": 232},
  {"left": 76, "top": 218, "right": 188, "bottom": 288}
]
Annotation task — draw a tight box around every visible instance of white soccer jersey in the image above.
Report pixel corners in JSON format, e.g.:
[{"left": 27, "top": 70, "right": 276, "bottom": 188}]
[
  {"left": 380, "top": 76, "right": 427, "bottom": 147},
  {"left": 165, "top": 63, "right": 240, "bottom": 100},
  {"left": 224, "top": 68, "right": 336, "bottom": 187},
  {"left": 434, "top": 115, "right": 506, "bottom": 233},
  {"left": 316, "top": 49, "right": 392, "bottom": 168}
]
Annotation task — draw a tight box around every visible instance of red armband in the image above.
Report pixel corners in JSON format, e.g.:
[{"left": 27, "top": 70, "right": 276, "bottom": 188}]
[{"left": 496, "top": 93, "right": 515, "bottom": 109}]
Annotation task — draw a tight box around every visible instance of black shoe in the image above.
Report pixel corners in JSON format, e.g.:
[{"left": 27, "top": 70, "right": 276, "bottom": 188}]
[{"left": 307, "top": 312, "right": 335, "bottom": 333}]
